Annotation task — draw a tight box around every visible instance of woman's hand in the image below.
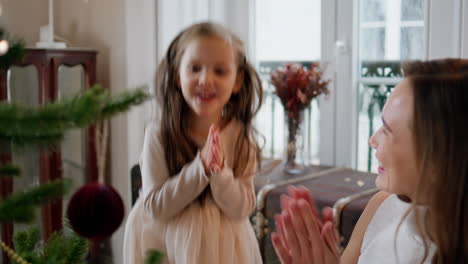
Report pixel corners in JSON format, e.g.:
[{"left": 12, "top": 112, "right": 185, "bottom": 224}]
[
  {"left": 271, "top": 186, "right": 341, "bottom": 264},
  {"left": 201, "top": 124, "right": 224, "bottom": 175},
  {"left": 281, "top": 186, "right": 336, "bottom": 230}
]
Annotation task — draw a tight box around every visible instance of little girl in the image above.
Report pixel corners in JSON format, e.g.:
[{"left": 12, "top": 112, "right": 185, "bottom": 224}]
[{"left": 123, "top": 22, "right": 264, "bottom": 264}]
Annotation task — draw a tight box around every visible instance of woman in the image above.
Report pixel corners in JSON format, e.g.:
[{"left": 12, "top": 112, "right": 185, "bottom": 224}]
[{"left": 272, "top": 59, "right": 468, "bottom": 264}]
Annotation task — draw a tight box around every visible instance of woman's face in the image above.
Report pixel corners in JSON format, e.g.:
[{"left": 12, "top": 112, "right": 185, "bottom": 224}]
[{"left": 369, "top": 79, "right": 419, "bottom": 198}]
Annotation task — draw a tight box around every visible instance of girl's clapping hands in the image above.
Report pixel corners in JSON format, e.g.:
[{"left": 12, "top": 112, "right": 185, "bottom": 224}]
[{"left": 201, "top": 124, "right": 224, "bottom": 175}]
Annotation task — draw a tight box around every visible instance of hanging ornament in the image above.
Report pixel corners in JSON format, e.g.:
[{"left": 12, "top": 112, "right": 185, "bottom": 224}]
[
  {"left": 0, "top": 39, "right": 8, "bottom": 56},
  {"left": 0, "top": 28, "right": 8, "bottom": 56},
  {"left": 67, "top": 120, "right": 124, "bottom": 241}
]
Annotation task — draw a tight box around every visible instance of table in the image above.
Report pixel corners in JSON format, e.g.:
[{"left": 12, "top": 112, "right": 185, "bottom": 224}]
[{"left": 253, "top": 160, "right": 378, "bottom": 263}]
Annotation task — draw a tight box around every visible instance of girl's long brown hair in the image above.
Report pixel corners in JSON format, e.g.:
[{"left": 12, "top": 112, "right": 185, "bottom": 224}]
[
  {"left": 403, "top": 59, "right": 468, "bottom": 264},
  {"left": 154, "top": 22, "right": 263, "bottom": 178}
]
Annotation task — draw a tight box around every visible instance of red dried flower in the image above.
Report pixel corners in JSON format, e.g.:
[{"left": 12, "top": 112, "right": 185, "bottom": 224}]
[{"left": 270, "top": 63, "right": 330, "bottom": 120}]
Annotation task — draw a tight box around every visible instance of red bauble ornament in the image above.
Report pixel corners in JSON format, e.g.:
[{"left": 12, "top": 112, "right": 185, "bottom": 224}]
[{"left": 67, "top": 183, "right": 124, "bottom": 240}]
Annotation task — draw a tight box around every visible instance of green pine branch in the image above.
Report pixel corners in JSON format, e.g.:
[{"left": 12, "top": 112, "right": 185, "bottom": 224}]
[
  {"left": 13, "top": 227, "right": 40, "bottom": 264},
  {"left": 61, "top": 218, "right": 88, "bottom": 264},
  {"left": 63, "top": 234, "right": 88, "bottom": 264},
  {"left": 41, "top": 231, "right": 87, "bottom": 264},
  {"left": 0, "top": 163, "right": 20, "bottom": 178},
  {"left": 0, "top": 87, "right": 101, "bottom": 136},
  {"left": 145, "top": 249, "right": 165, "bottom": 264},
  {"left": 13, "top": 227, "right": 40, "bottom": 254},
  {"left": 0, "top": 85, "right": 150, "bottom": 148},
  {"left": 0, "top": 179, "right": 71, "bottom": 223},
  {"left": 13, "top": 226, "right": 87, "bottom": 264},
  {"left": 101, "top": 86, "right": 150, "bottom": 117}
]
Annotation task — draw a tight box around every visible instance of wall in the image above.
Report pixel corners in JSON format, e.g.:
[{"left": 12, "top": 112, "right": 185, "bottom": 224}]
[
  {"left": 463, "top": 0, "right": 468, "bottom": 57},
  {"left": 55, "top": 1, "right": 157, "bottom": 264},
  {"left": 0, "top": 0, "right": 48, "bottom": 45},
  {"left": 425, "top": 0, "right": 466, "bottom": 59},
  {"left": 157, "top": 0, "right": 251, "bottom": 61}
]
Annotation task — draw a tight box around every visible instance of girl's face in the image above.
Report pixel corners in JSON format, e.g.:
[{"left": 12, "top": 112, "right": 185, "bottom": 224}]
[
  {"left": 178, "top": 35, "right": 240, "bottom": 122},
  {"left": 369, "top": 79, "right": 419, "bottom": 198}
]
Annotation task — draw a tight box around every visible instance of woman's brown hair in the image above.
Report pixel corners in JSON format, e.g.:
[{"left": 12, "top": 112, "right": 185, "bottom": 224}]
[
  {"left": 154, "top": 22, "right": 263, "bottom": 178},
  {"left": 403, "top": 58, "right": 468, "bottom": 263}
]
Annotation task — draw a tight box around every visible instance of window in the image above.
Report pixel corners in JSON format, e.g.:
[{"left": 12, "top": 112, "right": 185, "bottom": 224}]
[
  {"left": 400, "top": 0, "right": 425, "bottom": 60},
  {"left": 252, "top": 0, "right": 467, "bottom": 173},
  {"left": 357, "top": 0, "right": 425, "bottom": 172},
  {"left": 255, "top": 0, "right": 322, "bottom": 165}
]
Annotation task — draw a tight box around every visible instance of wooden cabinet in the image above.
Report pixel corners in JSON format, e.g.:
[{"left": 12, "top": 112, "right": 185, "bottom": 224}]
[{"left": 0, "top": 48, "right": 99, "bottom": 263}]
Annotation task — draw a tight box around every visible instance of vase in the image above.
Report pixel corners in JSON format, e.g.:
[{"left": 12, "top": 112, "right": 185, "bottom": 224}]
[{"left": 283, "top": 109, "right": 307, "bottom": 174}]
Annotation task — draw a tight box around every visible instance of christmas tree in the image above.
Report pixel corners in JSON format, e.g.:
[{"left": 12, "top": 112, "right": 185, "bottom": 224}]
[{"left": 0, "top": 28, "right": 161, "bottom": 264}]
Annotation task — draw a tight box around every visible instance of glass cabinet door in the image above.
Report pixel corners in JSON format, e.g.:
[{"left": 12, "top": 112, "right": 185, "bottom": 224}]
[
  {"left": 57, "top": 65, "right": 87, "bottom": 218},
  {"left": 1, "top": 49, "right": 98, "bottom": 262},
  {"left": 8, "top": 65, "right": 43, "bottom": 235}
]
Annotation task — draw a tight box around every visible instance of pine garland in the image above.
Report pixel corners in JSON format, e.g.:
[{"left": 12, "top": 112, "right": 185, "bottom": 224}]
[
  {"left": 0, "top": 179, "right": 71, "bottom": 223},
  {"left": 0, "top": 241, "right": 31, "bottom": 264},
  {"left": 0, "top": 163, "right": 20, "bottom": 178}
]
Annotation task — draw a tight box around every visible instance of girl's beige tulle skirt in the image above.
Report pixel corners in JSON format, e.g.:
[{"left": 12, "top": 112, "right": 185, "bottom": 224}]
[{"left": 165, "top": 196, "right": 262, "bottom": 264}]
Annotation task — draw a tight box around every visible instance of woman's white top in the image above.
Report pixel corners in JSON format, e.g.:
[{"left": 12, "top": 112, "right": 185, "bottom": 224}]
[{"left": 358, "top": 194, "right": 436, "bottom": 264}]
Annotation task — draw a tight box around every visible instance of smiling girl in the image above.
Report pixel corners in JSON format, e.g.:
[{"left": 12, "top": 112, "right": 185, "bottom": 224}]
[{"left": 123, "top": 22, "right": 263, "bottom": 264}]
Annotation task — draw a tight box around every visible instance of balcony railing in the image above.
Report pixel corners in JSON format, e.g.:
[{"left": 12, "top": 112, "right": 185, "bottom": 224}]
[
  {"left": 256, "top": 60, "right": 402, "bottom": 172},
  {"left": 358, "top": 60, "right": 401, "bottom": 171}
]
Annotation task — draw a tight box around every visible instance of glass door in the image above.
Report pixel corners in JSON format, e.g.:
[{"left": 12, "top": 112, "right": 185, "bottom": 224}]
[
  {"left": 254, "top": 0, "right": 324, "bottom": 167},
  {"left": 356, "top": 0, "right": 425, "bottom": 172},
  {"left": 251, "top": 0, "right": 464, "bottom": 171}
]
